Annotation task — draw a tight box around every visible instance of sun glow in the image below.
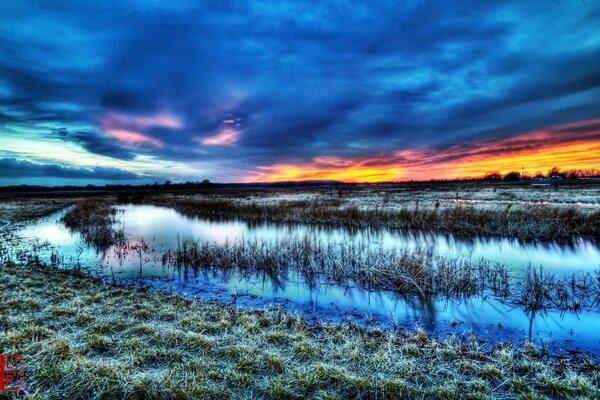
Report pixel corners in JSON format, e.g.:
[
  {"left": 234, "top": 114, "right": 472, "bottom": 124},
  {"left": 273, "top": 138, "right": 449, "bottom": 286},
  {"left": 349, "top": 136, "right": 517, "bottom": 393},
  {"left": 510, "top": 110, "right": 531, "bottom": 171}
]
[
  {"left": 246, "top": 120, "right": 600, "bottom": 183},
  {"left": 247, "top": 156, "right": 404, "bottom": 183}
]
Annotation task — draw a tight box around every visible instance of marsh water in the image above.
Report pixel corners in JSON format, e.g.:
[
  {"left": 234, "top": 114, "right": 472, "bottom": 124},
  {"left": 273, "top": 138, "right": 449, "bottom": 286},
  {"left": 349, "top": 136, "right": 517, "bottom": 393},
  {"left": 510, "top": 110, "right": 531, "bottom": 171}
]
[{"left": 5, "top": 204, "right": 600, "bottom": 354}]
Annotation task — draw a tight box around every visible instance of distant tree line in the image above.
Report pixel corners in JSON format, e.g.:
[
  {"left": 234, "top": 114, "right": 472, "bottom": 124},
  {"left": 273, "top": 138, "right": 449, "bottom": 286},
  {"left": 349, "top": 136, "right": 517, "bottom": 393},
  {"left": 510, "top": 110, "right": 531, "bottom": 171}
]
[
  {"left": 0, "top": 179, "right": 347, "bottom": 193},
  {"left": 481, "top": 167, "right": 600, "bottom": 182}
]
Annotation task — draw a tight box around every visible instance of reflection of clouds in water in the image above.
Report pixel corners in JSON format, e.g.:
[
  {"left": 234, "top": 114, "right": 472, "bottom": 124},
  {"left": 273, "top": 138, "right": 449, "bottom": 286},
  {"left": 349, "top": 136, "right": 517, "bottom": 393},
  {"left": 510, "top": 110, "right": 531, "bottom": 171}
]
[
  {"left": 22, "top": 220, "right": 73, "bottom": 245},
  {"left": 197, "top": 222, "right": 248, "bottom": 244}
]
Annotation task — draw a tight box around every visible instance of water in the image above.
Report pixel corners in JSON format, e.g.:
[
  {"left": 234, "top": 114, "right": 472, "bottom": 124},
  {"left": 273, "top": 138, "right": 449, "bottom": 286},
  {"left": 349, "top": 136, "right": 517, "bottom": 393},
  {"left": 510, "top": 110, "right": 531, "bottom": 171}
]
[{"left": 5, "top": 204, "right": 600, "bottom": 355}]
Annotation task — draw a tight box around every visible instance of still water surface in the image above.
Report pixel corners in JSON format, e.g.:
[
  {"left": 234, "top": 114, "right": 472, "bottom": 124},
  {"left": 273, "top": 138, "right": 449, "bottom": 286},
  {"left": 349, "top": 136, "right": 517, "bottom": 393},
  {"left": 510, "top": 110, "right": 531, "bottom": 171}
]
[{"left": 8, "top": 205, "right": 600, "bottom": 354}]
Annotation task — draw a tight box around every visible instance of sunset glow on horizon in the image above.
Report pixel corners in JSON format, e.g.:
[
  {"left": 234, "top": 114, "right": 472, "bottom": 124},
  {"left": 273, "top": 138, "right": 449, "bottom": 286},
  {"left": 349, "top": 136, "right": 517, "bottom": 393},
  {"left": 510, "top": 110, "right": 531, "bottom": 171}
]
[
  {"left": 247, "top": 120, "right": 600, "bottom": 182},
  {"left": 0, "top": 1, "right": 598, "bottom": 186}
]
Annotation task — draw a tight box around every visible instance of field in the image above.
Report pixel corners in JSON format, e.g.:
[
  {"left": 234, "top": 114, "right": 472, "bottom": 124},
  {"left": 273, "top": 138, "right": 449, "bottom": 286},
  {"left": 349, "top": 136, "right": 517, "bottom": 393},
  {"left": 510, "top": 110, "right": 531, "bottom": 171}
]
[{"left": 1, "top": 182, "right": 600, "bottom": 398}]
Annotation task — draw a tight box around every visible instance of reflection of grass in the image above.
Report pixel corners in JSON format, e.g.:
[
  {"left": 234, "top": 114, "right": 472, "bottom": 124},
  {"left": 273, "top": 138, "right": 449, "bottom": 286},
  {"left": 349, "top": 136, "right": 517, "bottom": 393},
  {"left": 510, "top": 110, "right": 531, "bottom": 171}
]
[
  {"left": 163, "top": 238, "right": 600, "bottom": 313},
  {"left": 60, "top": 199, "right": 125, "bottom": 249},
  {"left": 141, "top": 196, "right": 600, "bottom": 241},
  {"left": 163, "top": 237, "right": 510, "bottom": 299},
  {"left": 517, "top": 266, "right": 600, "bottom": 313},
  {"left": 2, "top": 262, "right": 598, "bottom": 399}
]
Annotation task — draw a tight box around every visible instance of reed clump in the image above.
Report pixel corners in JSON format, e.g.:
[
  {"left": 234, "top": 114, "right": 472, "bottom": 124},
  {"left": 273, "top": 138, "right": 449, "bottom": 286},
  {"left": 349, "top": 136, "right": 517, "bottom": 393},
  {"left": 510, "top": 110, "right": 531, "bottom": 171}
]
[
  {"left": 162, "top": 237, "right": 600, "bottom": 313},
  {"left": 60, "top": 199, "right": 125, "bottom": 249},
  {"left": 162, "top": 236, "right": 510, "bottom": 300},
  {"left": 517, "top": 266, "right": 600, "bottom": 313}
]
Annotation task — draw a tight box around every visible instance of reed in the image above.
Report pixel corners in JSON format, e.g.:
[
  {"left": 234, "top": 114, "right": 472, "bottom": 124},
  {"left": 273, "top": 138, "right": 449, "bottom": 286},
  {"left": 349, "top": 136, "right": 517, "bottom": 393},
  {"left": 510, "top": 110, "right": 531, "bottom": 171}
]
[
  {"left": 161, "top": 235, "right": 510, "bottom": 300},
  {"left": 140, "top": 196, "right": 600, "bottom": 241},
  {"left": 60, "top": 199, "right": 125, "bottom": 249},
  {"left": 517, "top": 265, "right": 600, "bottom": 313},
  {"left": 162, "top": 236, "right": 600, "bottom": 313}
]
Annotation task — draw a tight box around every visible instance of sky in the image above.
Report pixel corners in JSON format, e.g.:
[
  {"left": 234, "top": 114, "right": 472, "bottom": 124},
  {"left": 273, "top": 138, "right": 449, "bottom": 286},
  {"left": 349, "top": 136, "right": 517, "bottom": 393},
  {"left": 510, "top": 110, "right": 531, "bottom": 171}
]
[{"left": 0, "top": 0, "right": 599, "bottom": 185}]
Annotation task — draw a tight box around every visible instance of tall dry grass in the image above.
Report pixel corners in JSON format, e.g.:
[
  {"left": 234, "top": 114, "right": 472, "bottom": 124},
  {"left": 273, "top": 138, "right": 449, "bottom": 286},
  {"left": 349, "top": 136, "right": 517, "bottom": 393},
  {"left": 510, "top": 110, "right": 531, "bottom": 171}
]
[
  {"left": 60, "top": 199, "right": 125, "bottom": 249},
  {"left": 162, "top": 236, "right": 509, "bottom": 299},
  {"left": 139, "top": 197, "right": 600, "bottom": 241}
]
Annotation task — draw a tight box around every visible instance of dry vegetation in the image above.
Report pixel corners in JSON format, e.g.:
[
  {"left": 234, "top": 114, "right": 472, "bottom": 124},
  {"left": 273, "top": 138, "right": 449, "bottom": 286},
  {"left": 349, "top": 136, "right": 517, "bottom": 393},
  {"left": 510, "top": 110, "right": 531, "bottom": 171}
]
[
  {"left": 60, "top": 198, "right": 125, "bottom": 249},
  {"left": 113, "top": 185, "right": 600, "bottom": 240},
  {"left": 162, "top": 237, "right": 510, "bottom": 299},
  {"left": 163, "top": 239, "right": 600, "bottom": 313},
  {"left": 1, "top": 262, "right": 599, "bottom": 399},
  {"left": 138, "top": 196, "right": 600, "bottom": 241},
  {"left": 3, "top": 186, "right": 600, "bottom": 398},
  {"left": 0, "top": 196, "right": 73, "bottom": 226}
]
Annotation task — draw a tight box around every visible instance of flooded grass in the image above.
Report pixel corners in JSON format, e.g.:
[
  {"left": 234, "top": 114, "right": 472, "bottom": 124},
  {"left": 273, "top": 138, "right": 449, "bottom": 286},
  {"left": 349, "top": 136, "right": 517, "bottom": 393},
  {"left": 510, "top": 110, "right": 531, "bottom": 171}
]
[
  {"left": 162, "top": 238, "right": 600, "bottom": 314},
  {"left": 60, "top": 199, "right": 125, "bottom": 249},
  {"left": 517, "top": 266, "right": 600, "bottom": 314},
  {"left": 162, "top": 237, "right": 510, "bottom": 300},
  {"left": 2, "top": 262, "right": 598, "bottom": 399}
]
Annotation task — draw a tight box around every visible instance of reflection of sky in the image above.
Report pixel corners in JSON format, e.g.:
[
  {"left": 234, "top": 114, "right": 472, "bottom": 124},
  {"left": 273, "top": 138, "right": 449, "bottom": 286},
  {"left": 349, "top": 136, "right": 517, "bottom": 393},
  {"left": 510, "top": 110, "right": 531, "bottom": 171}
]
[
  {"left": 12, "top": 204, "right": 600, "bottom": 352},
  {"left": 115, "top": 205, "right": 600, "bottom": 273},
  {"left": 17, "top": 205, "right": 600, "bottom": 276},
  {"left": 214, "top": 269, "right": 600, "bottom": 353}
]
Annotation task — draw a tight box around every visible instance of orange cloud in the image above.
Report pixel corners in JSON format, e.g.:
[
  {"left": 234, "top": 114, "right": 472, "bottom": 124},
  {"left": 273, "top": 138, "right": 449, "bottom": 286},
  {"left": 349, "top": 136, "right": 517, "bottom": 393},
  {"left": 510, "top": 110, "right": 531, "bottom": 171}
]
[
  {"left": 246, "top": 119, "right": 600, "bottom": 182},
  {"left": 198, "top": 129, "right": 239, "bottom": 146},
  {"left": 400, "top": 120, "right": 600, "bottom": 180},
  {"left": 247, "top": 155, "right": 404, "bottom": 183}
]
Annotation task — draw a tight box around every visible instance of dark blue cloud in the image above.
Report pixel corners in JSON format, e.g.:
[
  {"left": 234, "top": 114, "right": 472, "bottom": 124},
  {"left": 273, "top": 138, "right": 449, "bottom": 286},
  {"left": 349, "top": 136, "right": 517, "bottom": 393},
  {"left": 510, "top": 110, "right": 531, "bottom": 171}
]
[
  {"left": 0, "top": 0, "right": 598, "bottom": 181},
  {"left": 0, "top": 158, "right": 147, "bottom": 180},
  {"left": 52, "top": 128, "right": 136, "bottom": 161}
]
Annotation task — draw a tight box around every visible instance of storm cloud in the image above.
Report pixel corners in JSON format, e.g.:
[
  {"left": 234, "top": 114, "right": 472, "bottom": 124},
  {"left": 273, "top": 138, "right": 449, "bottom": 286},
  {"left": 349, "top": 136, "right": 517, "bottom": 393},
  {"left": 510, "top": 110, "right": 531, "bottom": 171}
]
[{"left": 0, "top": 0, "right": 598, "bottom": 182}]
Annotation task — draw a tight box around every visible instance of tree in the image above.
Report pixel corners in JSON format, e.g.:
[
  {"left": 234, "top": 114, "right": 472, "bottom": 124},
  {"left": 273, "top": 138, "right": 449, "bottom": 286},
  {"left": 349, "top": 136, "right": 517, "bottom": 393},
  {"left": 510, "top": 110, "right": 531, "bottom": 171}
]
[
  {"left": 483, "top": 171, "right": 502, "bottom": 181},
  {"left": 548, "top": 166, "right": 561, "bottom": 176},
  {"left": 503, "top": 171, "right": 521, "bottom": 182}
]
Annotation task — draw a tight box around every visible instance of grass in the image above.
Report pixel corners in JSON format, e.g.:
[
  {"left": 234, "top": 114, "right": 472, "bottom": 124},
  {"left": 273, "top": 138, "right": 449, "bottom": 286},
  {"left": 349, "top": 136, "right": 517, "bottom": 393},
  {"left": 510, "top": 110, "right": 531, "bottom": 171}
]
[
  {"left": 163, "top": 236, "right": 511, "bottom": 299},
  {"left": 517, "top": 266, "right": 600, "bottom": 313},
  {"left": 4, "top": 183, "right": 600, "bottom": 242},
  {"left": 136, "top": 196, "right": 600, "bottom": 241},
  {"left": 0, "top": 196, "right": 73, "bottom": 225},
  {"left": 1, "top": 262, "right": 599, "bottom": 399},
  {"left": 163, "top": 238, "right": 600, "bottom": 313},
  {"left": 60, "top": 198, "right": 125, "bottom": 249}
]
